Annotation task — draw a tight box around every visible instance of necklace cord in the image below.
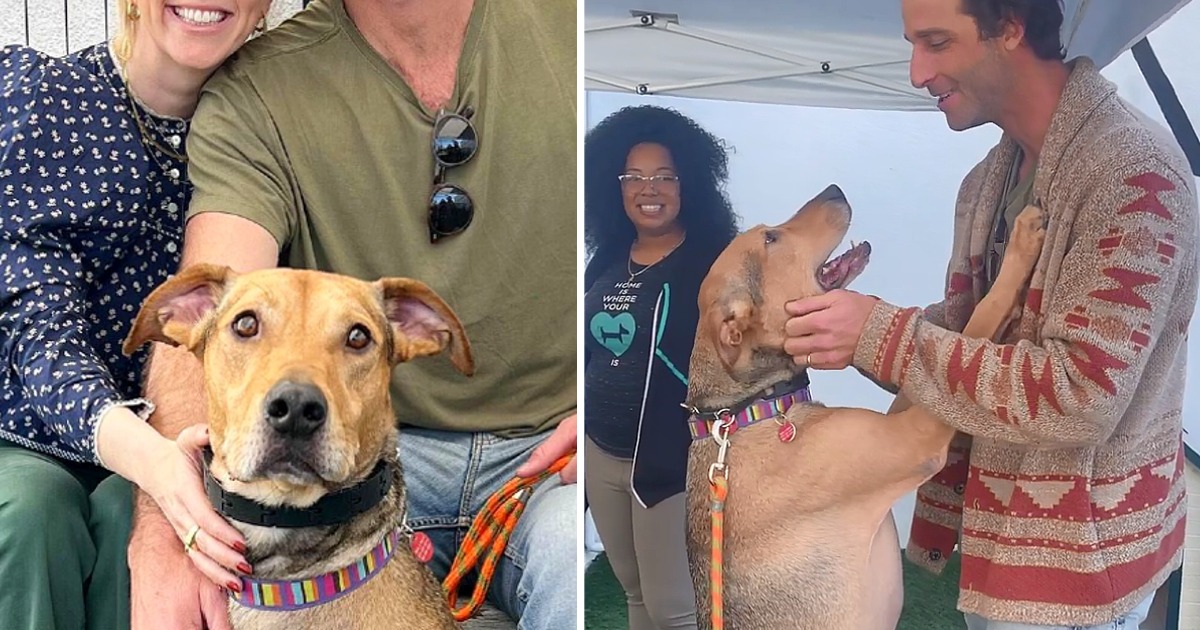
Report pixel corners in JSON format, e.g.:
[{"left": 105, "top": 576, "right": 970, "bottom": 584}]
[
  {"left": 116, "top": 51, "right": 189, "bottom": 181},
  {"left": 626, "top": 234, "right": 686, "bottom": 282}
]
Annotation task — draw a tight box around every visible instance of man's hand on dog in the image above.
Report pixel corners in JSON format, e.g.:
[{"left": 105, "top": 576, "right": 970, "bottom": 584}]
[
  {"left": 783, "top": 289, "right": 879, "bottom": 369},
  {"left": 516, "top": 413, "right": 577, "bottom": 484},
  {"left": 129, "top": 491, "right": 233, "bottom": 630},
  {"left": 130, "top": 539, "right": 232, "bottom": 630}
]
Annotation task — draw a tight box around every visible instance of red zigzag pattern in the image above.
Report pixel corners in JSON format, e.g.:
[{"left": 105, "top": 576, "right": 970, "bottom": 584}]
[
  {"left": 1088, "top": 268, "right": 1159, "bottom": 310},
  {"left": 1119, "top": 172, "right": 1176, "bottom": 221},
  {"left": 935, "top": 170, "right": 1176, "bottom": 420}
]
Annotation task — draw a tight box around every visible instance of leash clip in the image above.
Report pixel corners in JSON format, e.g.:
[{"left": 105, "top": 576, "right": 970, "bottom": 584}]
[
  {"left": 708, "top": 414, "right": 734, "bottom": 484},
  {"left": 708, "top": 461, "right": 728, "bottom": 485}
]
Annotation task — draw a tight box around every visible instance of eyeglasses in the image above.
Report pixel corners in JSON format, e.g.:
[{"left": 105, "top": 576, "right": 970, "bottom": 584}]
[
  {"left": 428, "top": 105, "right": 479, "bottom": 243},
  {"left": 617, "top": 173, "right": 680, "bottom": 188}
]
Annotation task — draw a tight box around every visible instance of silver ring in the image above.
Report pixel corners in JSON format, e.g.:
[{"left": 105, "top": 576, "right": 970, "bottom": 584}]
[{"left": 806, "top": 353, "right": 813, "bottom": 366}]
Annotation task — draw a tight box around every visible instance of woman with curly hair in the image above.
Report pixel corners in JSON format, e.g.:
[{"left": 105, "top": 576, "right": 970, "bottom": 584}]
[{"left": 583, "top": 104, "right": 739, "bottom": 629}]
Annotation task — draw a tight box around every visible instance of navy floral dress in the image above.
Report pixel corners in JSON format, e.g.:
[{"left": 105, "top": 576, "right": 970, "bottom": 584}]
[{"left": 0, "top": 42, "right": 190, "bottom": 464}]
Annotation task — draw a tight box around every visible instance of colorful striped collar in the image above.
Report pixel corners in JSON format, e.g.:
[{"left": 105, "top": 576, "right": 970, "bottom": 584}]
[
  {"left": 686, "top": 384, "right": 812, "bottom": 441},
  {"left": 234, "top": 528, "right": 402, "bottom": 611}
]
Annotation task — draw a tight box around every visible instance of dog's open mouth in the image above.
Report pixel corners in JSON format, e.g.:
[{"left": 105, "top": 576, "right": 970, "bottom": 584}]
[{"left": 818, "top": 240, "right": 872, "bottom": 291}]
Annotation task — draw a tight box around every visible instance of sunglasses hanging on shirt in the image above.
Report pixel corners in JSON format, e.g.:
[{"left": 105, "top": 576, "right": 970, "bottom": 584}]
[{"left": 428, "top": 105, "right": 479, "bottom": 243}]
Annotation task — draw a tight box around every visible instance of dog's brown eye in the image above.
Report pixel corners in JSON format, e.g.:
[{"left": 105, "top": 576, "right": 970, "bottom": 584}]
[
  {"left": 764, "top": 230, "right": 779, "bottom": 245},
  {"left": 232, "top": 312, "right": 259, "bottom": 338},
  {"left": 347, "top": 325, "right": 372, "bottom": 350}
]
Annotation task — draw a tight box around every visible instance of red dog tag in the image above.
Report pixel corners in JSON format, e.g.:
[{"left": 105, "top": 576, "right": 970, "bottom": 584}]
[
  {"left": 411, "top": 531, "right": 434, "bottom": 564},
  {"left": 778, "top": 420, "right": 797, "bottom": 443}
]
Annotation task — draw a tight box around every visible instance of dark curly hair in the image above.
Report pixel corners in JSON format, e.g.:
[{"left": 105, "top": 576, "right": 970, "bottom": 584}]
[{"left": 584, "top": 105, "right": 740, "bottom": 262}]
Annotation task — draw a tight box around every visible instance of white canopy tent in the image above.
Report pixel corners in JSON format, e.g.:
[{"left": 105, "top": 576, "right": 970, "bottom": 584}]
[{"left": 585, "top": 0, "right": 1192, "bottom": 112}]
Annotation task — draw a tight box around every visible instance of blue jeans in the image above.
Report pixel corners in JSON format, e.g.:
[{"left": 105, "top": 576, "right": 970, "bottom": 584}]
[
  {"left": 398, "top": 426, "right": 576, "bottom": 630},
  {"left": 963, "top": 592, "right": 1155, "bottom": 630}
]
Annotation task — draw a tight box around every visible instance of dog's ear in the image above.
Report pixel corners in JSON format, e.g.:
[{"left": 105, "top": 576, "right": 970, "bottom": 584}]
[
  {"left": 375, "top": 278, "right": 475, "bottom": 376},
  {"left": 122, "top": 263, "right": 236, "bottom": 356},
  {"left": 713, "top": 292, "right": 756, "bottom": 370}
]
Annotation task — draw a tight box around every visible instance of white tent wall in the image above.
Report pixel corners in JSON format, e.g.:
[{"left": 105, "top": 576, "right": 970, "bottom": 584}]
[{"left": 0, "top": 0, "right": 304, "bottom": 54}]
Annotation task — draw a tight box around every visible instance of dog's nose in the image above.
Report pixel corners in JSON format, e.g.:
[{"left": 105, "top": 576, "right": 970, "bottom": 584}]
[
  {"left": 264, "top": 381, "right": 328, "bottom": 438},
  {"left": 817, "top": 184, "right": 846, "bottom": 202}
]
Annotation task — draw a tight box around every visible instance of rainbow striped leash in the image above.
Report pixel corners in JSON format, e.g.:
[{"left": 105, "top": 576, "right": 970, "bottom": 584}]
[{"left": 234, "top": 528, "right": 402, "bottom": 611}]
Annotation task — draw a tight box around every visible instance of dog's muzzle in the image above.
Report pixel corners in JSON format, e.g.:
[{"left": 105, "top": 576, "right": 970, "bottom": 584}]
[{"left": 264, "top": 380, "right": 328, "bottom": 439}]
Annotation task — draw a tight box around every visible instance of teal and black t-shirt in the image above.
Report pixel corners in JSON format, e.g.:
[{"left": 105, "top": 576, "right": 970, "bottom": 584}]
[{"left": 584, "top": 252, "right": 680, "bottom": 458}]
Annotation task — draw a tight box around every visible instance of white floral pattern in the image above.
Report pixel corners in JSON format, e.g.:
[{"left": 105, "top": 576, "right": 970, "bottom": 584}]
[{"left": 0, "top": 43, "right": 190, "bottom": 464}]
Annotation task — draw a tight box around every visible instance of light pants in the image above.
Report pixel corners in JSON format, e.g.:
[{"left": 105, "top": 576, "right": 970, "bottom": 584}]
[{"left": 584, "top": 437, "right": 698, "bottom": 630}]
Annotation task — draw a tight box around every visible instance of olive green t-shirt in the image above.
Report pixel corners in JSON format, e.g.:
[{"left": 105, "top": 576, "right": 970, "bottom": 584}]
[
  {"left": 985, "top": 151, "right": 1037, "bottom": 292},
  {"left": 1002, "top": 156, "right": 1037, "bottom": 239},
  {"left": 185, "top": 0, "right": 577, "bottom": 437}
]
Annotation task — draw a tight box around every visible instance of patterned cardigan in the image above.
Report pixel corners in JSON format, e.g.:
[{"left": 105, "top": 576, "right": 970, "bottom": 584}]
[{"left": 854, "top": 57, "right": 1197, "bottom": 626}]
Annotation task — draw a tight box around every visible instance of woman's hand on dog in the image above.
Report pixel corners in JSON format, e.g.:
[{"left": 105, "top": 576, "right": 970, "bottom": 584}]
[{"left": 143, "top": 424, "right": 252, "bottom": 593}]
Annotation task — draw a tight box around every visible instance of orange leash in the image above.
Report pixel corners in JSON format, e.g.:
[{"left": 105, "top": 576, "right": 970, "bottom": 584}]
[
  {"left": 707, "top": 418, "right": 733, "bottom": 630},
  {"left": 442, "top": 453, "right": 574, "bottom": 621},
  {"left": 710, "top": 472, "right": 728, "bottom": 630}
]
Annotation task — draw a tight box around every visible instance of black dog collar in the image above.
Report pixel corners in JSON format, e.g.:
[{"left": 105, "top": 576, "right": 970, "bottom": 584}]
[{"left": 202, "top": 448, "right": 393, "bottom": 528}]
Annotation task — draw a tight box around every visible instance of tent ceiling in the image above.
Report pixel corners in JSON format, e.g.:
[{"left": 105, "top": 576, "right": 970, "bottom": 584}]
[{"left": 584, "top": 0, "right": 1193, "bottom": 111}]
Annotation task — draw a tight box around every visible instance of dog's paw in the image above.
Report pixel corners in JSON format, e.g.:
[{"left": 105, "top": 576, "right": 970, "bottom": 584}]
[{"left": 1007, "top": 204, "right": 1046, "bottom": 268}]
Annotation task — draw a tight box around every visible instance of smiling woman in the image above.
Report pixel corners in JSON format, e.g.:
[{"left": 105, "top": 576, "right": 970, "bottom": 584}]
[
  {"left": 0, "top": 1, "right": 270, "bottom": 628},
  {"left": 115, "top": 0, "right": 268, "bottom": 78},
  {"left": 582, "top": 105, "right": 740, "bottom": 630}
]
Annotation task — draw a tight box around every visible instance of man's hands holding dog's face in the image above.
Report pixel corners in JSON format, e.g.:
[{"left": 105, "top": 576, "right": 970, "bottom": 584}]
[
  {"left": 783, "top": 289, "right": 879, "bottom": 370},
  {"left": 515, "top": 413, "right": 577, "bottom": 484}
]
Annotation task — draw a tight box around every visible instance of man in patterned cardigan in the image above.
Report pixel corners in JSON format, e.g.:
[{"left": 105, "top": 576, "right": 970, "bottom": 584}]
[{"left": 783, "top": 1, "right": 1197, "bottom": 628}]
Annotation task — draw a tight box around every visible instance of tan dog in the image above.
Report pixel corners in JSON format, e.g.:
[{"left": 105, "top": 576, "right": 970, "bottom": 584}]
[
  {"left": 124, "top": 264, "right": 470, "bottom": 629},
  {"left": 683, "top": 185, "right": 1044, "bottom": 629}
]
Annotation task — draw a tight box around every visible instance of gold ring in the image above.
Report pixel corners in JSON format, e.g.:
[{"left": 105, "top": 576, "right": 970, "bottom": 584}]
[
  {"left": 183, "top": 525, "right": 201, "bottom": 553},
  {"left": 806, "top": 353, "right": 813, "bottom": 366}
]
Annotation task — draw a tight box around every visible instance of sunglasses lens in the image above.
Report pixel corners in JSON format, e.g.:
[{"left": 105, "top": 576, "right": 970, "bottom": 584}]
[
  {"left": 432, "top": 115, "right": 477, "bottom": 167},
  {"left": 429, "top": 184, "right": 474, "bottom": 241}
]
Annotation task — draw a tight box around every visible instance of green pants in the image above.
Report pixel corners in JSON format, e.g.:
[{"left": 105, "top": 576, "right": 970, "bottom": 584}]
[{"left": 0, "top": 439, "right": 131, "bottom": 630}]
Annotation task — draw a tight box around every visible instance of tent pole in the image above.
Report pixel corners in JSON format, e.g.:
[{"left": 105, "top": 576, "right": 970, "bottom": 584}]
[{"left": 1131, "top": 37, "right": 1200, "bottom": 176}]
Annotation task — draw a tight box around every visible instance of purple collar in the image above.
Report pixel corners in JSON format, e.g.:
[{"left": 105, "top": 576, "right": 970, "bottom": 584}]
[{"left": 233, "top": 529, "right": 401, "bottom": 611}]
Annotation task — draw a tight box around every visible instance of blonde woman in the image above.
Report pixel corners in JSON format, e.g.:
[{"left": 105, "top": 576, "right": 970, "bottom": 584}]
[{"left": 0, "top": 1, "right": 270, "bottom": 628}]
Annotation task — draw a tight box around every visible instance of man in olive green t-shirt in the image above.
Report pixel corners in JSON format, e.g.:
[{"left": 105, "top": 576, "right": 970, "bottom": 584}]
[{"left": 125, "top": 1, "right": 577, "bottom": 629}]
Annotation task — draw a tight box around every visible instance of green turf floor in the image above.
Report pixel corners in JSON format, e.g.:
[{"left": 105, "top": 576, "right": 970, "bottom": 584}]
[{"left": 584, "top": 550, "right": 966, "bottom": 629}]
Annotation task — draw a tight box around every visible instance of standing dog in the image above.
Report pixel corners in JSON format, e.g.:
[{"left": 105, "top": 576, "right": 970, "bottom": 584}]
[
  {"left": 683, "top": 185, "right": 1044, "bottom": 629},
  {"left": 124, "top": 264, "right": 468, "bottom": 629}
]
